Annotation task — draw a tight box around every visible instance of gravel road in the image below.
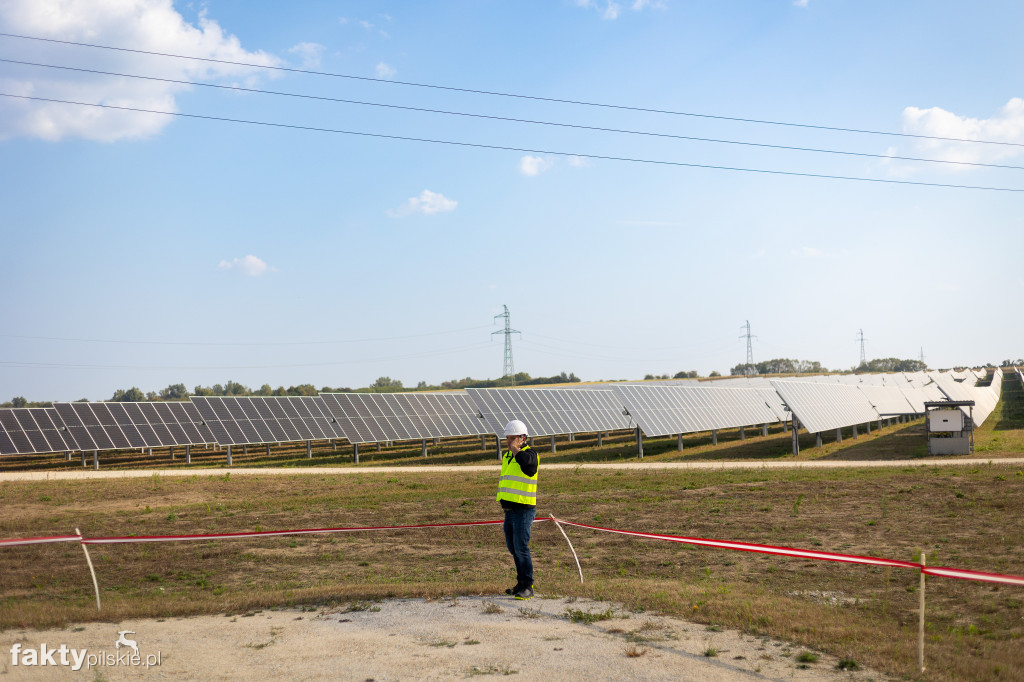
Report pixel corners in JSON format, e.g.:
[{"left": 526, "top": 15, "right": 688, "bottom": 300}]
[{"left": 1, "top": 596, "right": 888, "bottom": 681}]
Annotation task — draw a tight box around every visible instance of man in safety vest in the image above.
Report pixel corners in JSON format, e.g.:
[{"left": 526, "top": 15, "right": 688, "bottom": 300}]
[{"left": 497, "top": 419, "right": 538, "bottom": 600}]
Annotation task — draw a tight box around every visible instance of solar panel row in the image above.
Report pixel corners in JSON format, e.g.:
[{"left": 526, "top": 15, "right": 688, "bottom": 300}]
[
  {"left": 770, "top": 381, "right": 881, "bottom": 434},
  {"left": 319, "top": 392, "right": 488, "bottom": 444},
  {"left": 0, "top": 369, "right": 992, "bottom": 458},
  {"left": 51, "top": 402, "right": 216, "bottom": 453},
  {"left": 465, "top": 388, "right": 631, "bottom": 438},
  {"left": 0, "top": 408, "right": 77, "bottom": 455},
  {"left": 610, "top": 385, "right": 781, "bottom": 438},
  {"left": 190, "top": 396, "right": 346, "bottom": 446}
]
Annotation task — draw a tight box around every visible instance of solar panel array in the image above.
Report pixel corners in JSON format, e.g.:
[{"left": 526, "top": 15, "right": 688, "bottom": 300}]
[
  {"left": 0, "top": 369, "right": 1002, "bottom": 458},
  {"left": 190, "top": 396, "right": 346, "bottom": 446},
  {"left": 51, "top": 401, "right": 215, "bottom": 452},
  {"left": 0, "top": 408, "right": 77, "bottom": 455},
  {"left": 319, "top": 392, "right": 488, "bottom": 444},
  {"left": 857, "top": 385, "right": 918, "bottom": 416},
  {"left": 466, "top": 388, "right": 631, "bottom": 437},
  {"left": 928, "top": 371, "right": 1002, "bottom": 427},
  {"left": 611, "top": 385, "right": 781, "bottom": 437},
  {"left": 770, "top": 381, "right": 881, "bottom": 434}
]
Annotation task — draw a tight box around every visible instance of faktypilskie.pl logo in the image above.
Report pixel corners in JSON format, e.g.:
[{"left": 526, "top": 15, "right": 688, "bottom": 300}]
[{"left": 9, "top": 629, "right": 162, "bottom": 671}]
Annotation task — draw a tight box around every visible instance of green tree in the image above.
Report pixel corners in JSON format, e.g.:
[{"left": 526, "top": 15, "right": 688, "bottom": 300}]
[
  {"left": 368, "top": 376, "right": 404, "bottom": 392},
  {"left": 224, "top": 380, "right": 250, "bottom": 396},
  {"left": 159, "top": 383, "right": 189, "bottom": 400},
  {"left": 111, "top": 387, "right": 146, "bottom": 402},
  {"left": 11, "top": 396, "right": 27, "bottom": 408},
  {"left": 287, "top": 384, "right": 318, "bottom": 396}
]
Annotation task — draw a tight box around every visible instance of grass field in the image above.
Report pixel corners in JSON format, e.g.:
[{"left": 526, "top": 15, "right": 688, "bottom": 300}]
[{"left": 2, "top": 374, "right": 1023, "bottom": 681}]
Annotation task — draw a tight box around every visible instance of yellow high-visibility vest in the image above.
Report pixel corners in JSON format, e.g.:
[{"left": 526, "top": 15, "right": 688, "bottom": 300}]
[{"left": 496, "top": 446, "right": 538, "bottom": 506}]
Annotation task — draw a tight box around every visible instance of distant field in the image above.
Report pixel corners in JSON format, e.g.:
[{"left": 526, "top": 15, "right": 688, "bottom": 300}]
[{"left": 2, "top": 377, "right": 1022, "bottom": 681}]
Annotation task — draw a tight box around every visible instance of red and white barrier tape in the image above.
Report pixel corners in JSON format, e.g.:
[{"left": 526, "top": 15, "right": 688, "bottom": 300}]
[
  {"left": 0, "top": 534, "right": 81, "bottom": 547},
  {"left": 0, "top": 519, "right": 548, "bottom": 547},
  {"left": 550, "top": 518, "right": 918, "bottom": 569},
  {"left": 3, "top": 516, "right": 1023, "bottom": 587},
  {"left": 550, "top": 517, "right": 1024, "bottom": 587},
  {"left": 80, "top": 518, "right": 536, "bottom": 545}
]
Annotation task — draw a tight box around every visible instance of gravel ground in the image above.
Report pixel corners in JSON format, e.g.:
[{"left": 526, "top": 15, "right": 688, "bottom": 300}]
[{"left": 2, "top": 596, "right": 888, "bottom": 681}]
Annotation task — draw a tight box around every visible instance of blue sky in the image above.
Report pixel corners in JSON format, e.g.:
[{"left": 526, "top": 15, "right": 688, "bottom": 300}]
[{"left": 1, "top": 0, "right": 1022, "bottom": 402}]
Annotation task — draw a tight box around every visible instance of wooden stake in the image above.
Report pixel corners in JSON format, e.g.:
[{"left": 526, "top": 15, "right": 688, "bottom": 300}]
[
  {"left": 76, "top": 528, "right": 101, "bottom": 612},
  {"left": 919, "top": 552, "right": 926, "bottom": 674}
]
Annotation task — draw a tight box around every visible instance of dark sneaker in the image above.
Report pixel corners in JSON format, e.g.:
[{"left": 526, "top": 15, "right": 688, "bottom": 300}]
[
  {"left": 504, "top": 587, "right": 516, "bottom": 595},
  {"left": 512, "top": 586, "right": 534, "bottom": 600}
]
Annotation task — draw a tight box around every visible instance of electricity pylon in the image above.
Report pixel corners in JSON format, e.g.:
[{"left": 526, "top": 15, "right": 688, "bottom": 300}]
[
  {"left": 739, "top": 320, "right": 757, "bottom": 368},
  {"left": 492, "top": 305, "right": 521, "bottom": 384}
]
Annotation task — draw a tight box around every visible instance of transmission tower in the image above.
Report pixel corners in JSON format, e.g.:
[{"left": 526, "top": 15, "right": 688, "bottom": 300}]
[
  {"left": 492, "top": 305, "right": 521, "bottom": 383},
  {"left": 919, "top": 347, "right": 926, "bottom": 365},
  {"left": 856, "top": 329, "right": 867, "bottom": 366},
  {"left": 739, "top": 320, "right": 757, "bottom": 366}
]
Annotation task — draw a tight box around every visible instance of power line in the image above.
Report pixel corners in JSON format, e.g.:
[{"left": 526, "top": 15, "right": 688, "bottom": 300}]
[
  {"left": 0, "top": 342, "right": 493, "bottom": 371},
  {"left": 4, "top": 58, "right": 1021, "bottom": 172},
  {"left": 0, "top": 325, "right": 493, "bottom": 347},
  {"left": 3, "top": 93, "right": 1020, "bottom": 193},
  {"left": 1, "top": 31, "right": 1021, "bottom": 149}
]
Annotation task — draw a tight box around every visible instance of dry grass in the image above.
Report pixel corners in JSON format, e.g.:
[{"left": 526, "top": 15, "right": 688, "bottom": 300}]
[
  {"left": 2, "top": 375, "right": 1023, "bottom": 681},
  {"left": 2, "top": 462, "right": 1024, "bottom": 681}
]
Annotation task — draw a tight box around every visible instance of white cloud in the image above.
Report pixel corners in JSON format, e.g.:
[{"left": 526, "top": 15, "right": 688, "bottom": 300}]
[
  {"left": 387, "top": 190, "right": 458, "bottom": 218},
  {"left": 791, "top": 246, "right": 823, "bottom": 258},
  {"left": 578, "top": 0, "right": 663, "bottom": 19},
  {"left": 893, "top": 98, "right": 1024, "bottom": 170},
  {"left": 288, "top": 42, "right": 324, "bottom": 69},
  {"left": 793, "top": 0, "right": 810, "bottom": 7},
  {"left": 568, "top": 155, "right": 590, "bottom": 168},
  {"left": 375, "top": 62, "right": 397, "bottom": 79},
  {"left": 217, "top": 255, "right": 275, "bottom": 276},
  {"left": 359, "top": 20, "right": 374, "bottom": 30},
  {"left": 519, "top": 155, "right": 554, "bottom": 176},
  {"left": 631, "top": 0, "right": 666, "bottom": 10},
  {"left": 0, "top": 0, "right": 280, "bottom": 142}
]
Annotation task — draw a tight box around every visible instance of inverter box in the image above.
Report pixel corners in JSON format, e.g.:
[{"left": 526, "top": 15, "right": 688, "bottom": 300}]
[{"left": 929, "top": 409, "right": 963, "bottom": 432}]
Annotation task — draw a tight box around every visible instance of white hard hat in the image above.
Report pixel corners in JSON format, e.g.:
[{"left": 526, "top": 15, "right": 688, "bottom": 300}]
[{"left": 503, "top": 420, "right": 529, "bottom": 437}]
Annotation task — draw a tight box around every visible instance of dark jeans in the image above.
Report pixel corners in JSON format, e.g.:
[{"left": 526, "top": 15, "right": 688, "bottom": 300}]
[{"left": 503, "top": 505, "right": 536, "bottom": 588}]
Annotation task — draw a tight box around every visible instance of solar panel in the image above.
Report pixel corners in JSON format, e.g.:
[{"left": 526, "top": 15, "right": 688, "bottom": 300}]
[
  {"left": 610, "top": 385, "right": 780, "bottom": 438},
  {"left": 48, "top": 401, "right": 217, "bottom": 451},
  {"left": 857, "top": 385, "right": 918, "bottom": 416},
  {"left": 189, "top": 396, "right": 340, "bottom": 446},
  {"left": 0, "top": 408, "right": 77, "bottom": 455},
  {"left": 55, "top": 403, "right": 116, "bottom": 450},
  {"left": 318, "top": 392, "right": 491, "bottom": 444},
  {"left": 465, "top": 388, "right": 631, "bottom": 437},
  {"left": 190, "top": 397, "right": 253, "bottom": 445},
  {"left": 770, "top": 381, "right": 880, "bottom": 434},
  {"left": 293, "top": 396, "right": 346, "bottom": 440}
]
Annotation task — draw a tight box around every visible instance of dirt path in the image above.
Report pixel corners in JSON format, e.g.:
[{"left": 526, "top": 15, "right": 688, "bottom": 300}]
[
  {"left": 3, "top": 457, "right": 1022, "bottom": 482},
  {"left": 1, "top": 597, "right": 887, "bottom": 681}
]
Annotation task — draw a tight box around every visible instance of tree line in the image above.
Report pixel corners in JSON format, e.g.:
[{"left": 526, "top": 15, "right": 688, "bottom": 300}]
[
  {"left": 728, "top": 357, "right": 929, "bottom": 377},
  {"left": 4, "top": 371, "right": 581, "bottom": 406}
]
